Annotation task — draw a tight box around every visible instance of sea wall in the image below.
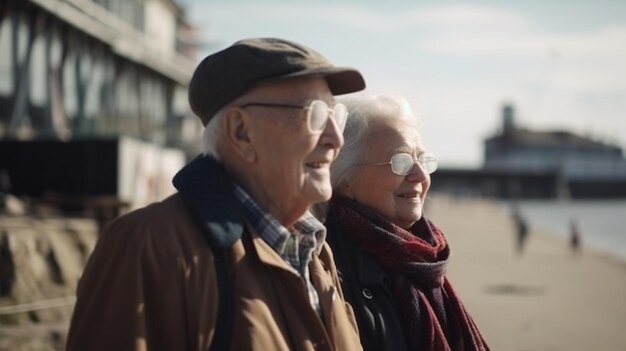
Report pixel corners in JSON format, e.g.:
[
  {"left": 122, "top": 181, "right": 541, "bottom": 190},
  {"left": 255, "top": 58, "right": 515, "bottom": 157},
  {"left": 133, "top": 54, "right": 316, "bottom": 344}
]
[{"left": 0, "top": 210, "right": 98, "bottom": 351}]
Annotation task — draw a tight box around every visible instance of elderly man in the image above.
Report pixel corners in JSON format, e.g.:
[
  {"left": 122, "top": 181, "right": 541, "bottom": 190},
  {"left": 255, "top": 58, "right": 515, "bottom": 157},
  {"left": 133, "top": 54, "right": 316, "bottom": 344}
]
[{"left": 66, "top": 38, "right": 366, "bottom": 351}]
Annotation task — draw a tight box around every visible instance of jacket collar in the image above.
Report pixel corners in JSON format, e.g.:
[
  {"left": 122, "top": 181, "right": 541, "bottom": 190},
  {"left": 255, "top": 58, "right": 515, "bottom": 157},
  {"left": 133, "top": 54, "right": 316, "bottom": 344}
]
[{"left": 172, "top": 155, "right": 244, "bottom": 249}]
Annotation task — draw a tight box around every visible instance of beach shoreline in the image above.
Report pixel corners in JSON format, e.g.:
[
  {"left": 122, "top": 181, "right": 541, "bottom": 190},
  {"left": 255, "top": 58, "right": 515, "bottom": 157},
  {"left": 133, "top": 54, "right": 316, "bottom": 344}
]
[
  {"left": 2, "top": 197, "right": 625, "bottom": 350},
  {"left": 427, "top": 196, "right": 626, "bottom": 351}
]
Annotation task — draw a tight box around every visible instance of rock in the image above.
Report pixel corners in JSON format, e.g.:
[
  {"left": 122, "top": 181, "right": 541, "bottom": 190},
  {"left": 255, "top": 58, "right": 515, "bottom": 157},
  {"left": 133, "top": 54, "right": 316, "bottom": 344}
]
[{"left": 0, "top": 214, "right": 98, "bottom": 351}]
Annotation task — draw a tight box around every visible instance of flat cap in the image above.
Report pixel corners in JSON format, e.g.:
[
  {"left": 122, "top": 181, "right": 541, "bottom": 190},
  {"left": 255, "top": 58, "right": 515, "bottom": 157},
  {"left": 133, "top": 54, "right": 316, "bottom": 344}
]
[{"left": 188, "top": 37, "right": 366, "bottom": 125}]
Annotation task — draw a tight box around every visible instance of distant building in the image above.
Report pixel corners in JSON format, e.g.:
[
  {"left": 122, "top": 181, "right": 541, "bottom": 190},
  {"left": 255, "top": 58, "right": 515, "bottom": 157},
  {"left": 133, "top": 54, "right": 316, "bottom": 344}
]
[
  {"left": 484, "top": 104, "right": 626, "bottom": 183},
  {"left": 0, "top": 0, "right": 206, "bottom": 209},
  {"left": 431, "top": 104, "right": 626, "bottom": 199},
  {"left": 0, "top": 0, "right": 202, "bottom": 155}
]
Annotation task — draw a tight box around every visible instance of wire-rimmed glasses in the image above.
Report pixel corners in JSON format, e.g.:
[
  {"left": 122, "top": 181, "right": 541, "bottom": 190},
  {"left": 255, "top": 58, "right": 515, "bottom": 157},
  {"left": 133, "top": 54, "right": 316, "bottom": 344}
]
[{"left": 358, "top": 152, "right": 438, "bottom": 175}]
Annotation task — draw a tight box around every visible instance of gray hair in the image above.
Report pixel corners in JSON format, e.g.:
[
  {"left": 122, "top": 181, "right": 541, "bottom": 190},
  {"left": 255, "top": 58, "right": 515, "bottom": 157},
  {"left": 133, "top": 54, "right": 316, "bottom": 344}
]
[
  {"left": 200, "top": 86, "right": 264, "bottom": 160},
  {"left": 201, "top": 111, "right": 224, "bottom": 160},
  {"left": 331, "top": 94, "right": 420, "bottom": 189}
]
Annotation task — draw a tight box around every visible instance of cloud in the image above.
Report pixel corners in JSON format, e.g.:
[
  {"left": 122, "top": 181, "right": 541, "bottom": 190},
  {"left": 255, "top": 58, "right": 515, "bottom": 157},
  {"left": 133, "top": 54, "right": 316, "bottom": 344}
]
[
  {"left": 196, "top": 3, "right": 527, "bottom": 33},
  {"left": 406, "top": 9, "right": 626, "bottom": 102},
  {"left": 202, "top": 3, "right": 626, "bottom": 93},
  {"left": 407, "top": 5, "right": 527, "bottom": 28},
  {"left": 185, "top": 1, "right": 626, "bottom": 166},
  {"left": 414, "top": 10, "right": 626, "bottom": 58}
]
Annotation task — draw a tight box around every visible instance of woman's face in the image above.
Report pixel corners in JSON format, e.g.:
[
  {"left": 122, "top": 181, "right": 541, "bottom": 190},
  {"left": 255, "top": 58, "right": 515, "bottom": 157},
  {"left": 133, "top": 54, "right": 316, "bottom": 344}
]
[{"left": 341, "top": 120, "right": 431, "bottom": 229}]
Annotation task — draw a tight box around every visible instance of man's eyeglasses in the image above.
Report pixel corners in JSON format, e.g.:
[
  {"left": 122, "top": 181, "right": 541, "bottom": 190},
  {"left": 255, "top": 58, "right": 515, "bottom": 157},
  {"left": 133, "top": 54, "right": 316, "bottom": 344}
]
[
  {"left": 358, "top": 153, "right": 438, "bottom": 175},
  {"left": 239, "top": 100, "right": 348, "bottom": 133}
]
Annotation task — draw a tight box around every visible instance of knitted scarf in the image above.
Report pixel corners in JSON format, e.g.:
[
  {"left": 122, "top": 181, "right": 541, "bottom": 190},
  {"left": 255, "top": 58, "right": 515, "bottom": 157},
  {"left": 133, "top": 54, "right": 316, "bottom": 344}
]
[{"left": 326, "top": 195, "right": 489, "bottom": 351}]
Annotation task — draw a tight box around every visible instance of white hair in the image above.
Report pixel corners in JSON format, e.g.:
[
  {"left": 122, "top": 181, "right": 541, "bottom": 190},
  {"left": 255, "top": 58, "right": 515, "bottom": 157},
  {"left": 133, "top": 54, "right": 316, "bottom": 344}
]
[
  {"left": 201, "top": 110, "right": 225, "bottom": 160},
  {"left": 331, "top": 94, "right": 420, "bottom": 189}
]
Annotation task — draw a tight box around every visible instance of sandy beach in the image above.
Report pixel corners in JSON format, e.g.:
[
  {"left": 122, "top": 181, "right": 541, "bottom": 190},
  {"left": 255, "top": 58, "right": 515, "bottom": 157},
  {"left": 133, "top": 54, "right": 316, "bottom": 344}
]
[
  {"left": 3, "top": 196, "right": 626, "bottom": 350},
  {"left": 427, "top": 196, "right": 626, "bottom": 351}
]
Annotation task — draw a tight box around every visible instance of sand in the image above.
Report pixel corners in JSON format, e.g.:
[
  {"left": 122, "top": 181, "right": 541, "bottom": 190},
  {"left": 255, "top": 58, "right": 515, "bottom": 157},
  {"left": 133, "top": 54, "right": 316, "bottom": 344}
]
[
  {"left": 4, "top": 197, "right": 626, "bottom": 350},
  {"left": 427, "top": 196, "right": 626, "bottom": 351}
]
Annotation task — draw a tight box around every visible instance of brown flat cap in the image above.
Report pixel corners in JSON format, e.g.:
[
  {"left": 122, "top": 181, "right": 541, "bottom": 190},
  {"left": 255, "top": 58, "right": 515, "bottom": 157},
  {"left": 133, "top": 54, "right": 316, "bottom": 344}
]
[{"left": 188, "top": 37, "right": 366, "bottom": 125}]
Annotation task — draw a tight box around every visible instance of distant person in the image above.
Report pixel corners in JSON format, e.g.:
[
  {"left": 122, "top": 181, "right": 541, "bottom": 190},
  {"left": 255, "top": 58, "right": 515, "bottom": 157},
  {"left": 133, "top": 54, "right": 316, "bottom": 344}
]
[
  {"left": 570, "top": 218, "right": 582, "bottom": 257},
  {"left": 67, "top": 38, "right": 366, "bottom": 350},
  {"left": 512, "top": 206, "right": 529, "bottom": 256},
  {"left": 322, "top": 94, "right": 489, "bottom": 350}
]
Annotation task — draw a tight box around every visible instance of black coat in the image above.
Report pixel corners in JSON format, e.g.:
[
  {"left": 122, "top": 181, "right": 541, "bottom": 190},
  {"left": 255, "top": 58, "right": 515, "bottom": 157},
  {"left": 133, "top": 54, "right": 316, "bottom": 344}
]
[{"left": 326, "top": 219, "right": 409, "bottom": 351}]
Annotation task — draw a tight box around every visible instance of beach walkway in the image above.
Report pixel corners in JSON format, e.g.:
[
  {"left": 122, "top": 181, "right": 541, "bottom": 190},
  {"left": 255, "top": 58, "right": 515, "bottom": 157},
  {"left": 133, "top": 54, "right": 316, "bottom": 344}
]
[{"left": 427, "top": 196, "right": 626, "bottom": 351}]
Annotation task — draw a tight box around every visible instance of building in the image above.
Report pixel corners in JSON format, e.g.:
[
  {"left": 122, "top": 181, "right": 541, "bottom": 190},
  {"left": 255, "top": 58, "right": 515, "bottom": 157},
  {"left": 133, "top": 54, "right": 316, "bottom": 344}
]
[
  {"left": 0, "top": 0, "right": 201, "bottom": 151},
  {"left": 430, "top": 104, "right": 626, "bottom": 199},
  {"left": 484, "top": 104, "right": 626, "bottom": 198},
  {"left": 0, "top": 0, "right": 204, "bottom": 210},
  {"left": 485, "top": 105, "right": 626, "bottom": 182}
]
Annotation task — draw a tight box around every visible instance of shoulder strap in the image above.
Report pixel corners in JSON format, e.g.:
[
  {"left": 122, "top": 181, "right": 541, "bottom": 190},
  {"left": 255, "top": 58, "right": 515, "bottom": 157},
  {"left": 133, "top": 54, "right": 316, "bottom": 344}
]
[
  {"left": 208, "top": 248, "right": 233, "bottom": 351},
  {"left": 172, "top": 156, "right": 245, "bottom": 351}
]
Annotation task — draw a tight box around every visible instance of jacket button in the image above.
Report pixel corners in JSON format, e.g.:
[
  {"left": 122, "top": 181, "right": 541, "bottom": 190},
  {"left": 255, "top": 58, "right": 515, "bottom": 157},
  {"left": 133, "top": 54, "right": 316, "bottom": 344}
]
[{"left": 362, "top": 288, "right": 373, "bottom": 300}]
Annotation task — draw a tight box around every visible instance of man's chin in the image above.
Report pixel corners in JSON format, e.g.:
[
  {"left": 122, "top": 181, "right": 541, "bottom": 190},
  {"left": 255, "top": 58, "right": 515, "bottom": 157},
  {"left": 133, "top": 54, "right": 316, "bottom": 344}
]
[{"left": 305, "top": 185, "right": 332, "bottom": 204}]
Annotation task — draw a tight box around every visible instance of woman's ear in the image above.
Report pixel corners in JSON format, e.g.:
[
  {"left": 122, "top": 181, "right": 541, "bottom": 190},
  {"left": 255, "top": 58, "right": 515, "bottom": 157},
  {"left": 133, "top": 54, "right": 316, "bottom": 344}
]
[{"left": 222, "top": 107, "right": 256, "bottom": 162}]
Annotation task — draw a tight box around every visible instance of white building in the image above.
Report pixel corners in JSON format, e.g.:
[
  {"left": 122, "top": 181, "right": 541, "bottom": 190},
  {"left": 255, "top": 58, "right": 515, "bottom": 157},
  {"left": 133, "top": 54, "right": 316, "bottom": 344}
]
[{"left": 484, "top": 105, "right": 626, "bottom": 182}]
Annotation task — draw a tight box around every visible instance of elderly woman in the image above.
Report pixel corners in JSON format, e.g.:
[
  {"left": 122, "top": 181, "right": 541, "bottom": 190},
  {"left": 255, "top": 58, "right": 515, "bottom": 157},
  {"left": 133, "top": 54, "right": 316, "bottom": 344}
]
[{"left": 324, "top": 95, "right": 488, "bottom": 351}]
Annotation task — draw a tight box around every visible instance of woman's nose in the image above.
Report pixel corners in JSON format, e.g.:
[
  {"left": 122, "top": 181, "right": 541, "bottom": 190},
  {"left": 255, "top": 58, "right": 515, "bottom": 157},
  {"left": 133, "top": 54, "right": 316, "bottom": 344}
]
[{"left": 405, "top": 161, "right": 428, "bottom": 182}]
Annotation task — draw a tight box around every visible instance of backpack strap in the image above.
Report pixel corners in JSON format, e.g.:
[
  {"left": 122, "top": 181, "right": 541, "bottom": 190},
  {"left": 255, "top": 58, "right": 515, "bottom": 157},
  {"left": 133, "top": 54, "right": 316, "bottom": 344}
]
[{"left": 208, "top": 248, "right": 233, "bottom": 351}]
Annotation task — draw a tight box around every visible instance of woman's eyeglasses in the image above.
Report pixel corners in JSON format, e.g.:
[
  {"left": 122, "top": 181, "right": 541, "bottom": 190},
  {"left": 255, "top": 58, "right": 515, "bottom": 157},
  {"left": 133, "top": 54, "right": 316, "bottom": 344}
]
[
  {"left": 358, "top": 153, "right": 438, "bottom": 175},
  {"left": 239, "top": 100, "right": 348, "bottom": 134}
]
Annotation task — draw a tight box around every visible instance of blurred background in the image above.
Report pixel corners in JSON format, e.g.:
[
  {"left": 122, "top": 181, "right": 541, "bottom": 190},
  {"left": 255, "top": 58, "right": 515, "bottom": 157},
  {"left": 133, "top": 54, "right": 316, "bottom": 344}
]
[{"left": 1, "top": 0, "right": 625, "bottom": 350}]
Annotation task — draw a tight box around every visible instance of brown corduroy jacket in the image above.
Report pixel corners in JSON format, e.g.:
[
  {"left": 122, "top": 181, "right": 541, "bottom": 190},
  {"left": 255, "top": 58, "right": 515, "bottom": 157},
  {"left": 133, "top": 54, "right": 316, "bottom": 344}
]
[{"left": 66, "top": 194, "right": 362, "bottom": 351}]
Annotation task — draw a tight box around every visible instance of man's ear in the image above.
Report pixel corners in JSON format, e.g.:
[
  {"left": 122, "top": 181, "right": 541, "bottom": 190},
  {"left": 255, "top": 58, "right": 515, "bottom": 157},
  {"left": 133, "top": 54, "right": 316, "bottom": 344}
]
[{"left": 222, "top": 107, "right": 256, "bottom": 162}]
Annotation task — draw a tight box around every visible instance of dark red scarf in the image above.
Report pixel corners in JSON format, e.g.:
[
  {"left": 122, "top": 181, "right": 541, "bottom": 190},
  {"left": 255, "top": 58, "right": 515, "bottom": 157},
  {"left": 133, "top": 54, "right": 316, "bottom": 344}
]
[{"left": 327, "top": 195, "right": 489, "bottom": 351}]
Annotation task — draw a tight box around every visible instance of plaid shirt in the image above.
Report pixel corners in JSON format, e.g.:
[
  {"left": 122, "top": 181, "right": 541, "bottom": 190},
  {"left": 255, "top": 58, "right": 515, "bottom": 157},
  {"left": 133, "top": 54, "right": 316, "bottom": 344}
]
[{"left": 234, "top": 186, "right": 326, "bottom": 317}]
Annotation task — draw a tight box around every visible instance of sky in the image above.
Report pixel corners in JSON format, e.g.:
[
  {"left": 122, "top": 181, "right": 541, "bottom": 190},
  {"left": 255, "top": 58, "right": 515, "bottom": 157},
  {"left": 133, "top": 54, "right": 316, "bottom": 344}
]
[{"left": 178, "top": 0, "right": 626, "bottom": 168}]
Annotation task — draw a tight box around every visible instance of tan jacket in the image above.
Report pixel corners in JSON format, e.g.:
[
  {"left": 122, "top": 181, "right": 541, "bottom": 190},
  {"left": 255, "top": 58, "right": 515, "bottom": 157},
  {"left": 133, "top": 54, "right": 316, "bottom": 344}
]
[{"left": 66, "top": 194, "right": 362, "bottom": 351}]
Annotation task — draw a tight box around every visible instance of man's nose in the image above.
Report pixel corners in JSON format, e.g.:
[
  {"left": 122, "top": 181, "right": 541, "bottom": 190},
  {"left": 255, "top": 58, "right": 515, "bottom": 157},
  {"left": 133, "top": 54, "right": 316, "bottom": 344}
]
[{"left": 318, "top": 116, "right": 344, "bottom": 149}]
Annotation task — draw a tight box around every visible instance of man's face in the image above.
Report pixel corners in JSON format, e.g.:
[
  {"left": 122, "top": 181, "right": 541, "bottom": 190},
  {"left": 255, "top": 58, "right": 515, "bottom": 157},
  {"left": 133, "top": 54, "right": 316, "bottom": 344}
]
[{"left": 240, "top": 77, "right": 344, "bottom": 223}]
